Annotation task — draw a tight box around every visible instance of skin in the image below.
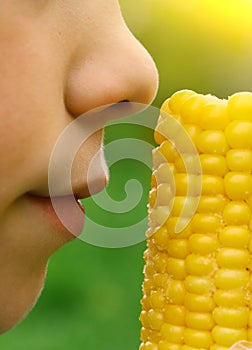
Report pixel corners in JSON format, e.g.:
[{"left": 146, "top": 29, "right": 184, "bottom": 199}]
[{"left": 0, "top": 0, "right": 158, "bottom": 334}]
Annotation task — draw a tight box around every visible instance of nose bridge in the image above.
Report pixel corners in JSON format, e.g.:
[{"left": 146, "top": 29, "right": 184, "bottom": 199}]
[{"left": 64, "top": 25, "right": 159, "bottom": 116}]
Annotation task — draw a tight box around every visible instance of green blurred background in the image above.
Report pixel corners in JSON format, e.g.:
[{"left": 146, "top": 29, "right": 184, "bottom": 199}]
[{"left": 1, "top": 1, "right": 252, "bottom": 349}]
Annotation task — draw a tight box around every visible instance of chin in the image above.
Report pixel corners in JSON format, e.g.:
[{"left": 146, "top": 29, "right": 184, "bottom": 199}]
[{"left": 0, "top": 263, "right": 47, "bottom": 334}]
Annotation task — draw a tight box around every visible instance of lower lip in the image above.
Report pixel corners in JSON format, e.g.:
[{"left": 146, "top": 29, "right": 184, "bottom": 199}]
[{"left": 27, "top": 195, "right": 85, "bottom": 238}]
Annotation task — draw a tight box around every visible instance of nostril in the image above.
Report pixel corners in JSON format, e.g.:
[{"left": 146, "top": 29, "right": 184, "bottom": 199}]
[{"left": 119, "top": 99, "right": 130, "bottom": 103}]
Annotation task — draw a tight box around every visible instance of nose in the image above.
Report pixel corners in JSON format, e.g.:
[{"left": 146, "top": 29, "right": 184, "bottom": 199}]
[{"left": 64, "top": 23, "right": 159, "bottom": 116}]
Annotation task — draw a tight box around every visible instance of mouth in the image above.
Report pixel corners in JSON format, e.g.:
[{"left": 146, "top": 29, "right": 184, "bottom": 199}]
[{"left": 26, "top": 193, "right": 85, "bottom": 239}]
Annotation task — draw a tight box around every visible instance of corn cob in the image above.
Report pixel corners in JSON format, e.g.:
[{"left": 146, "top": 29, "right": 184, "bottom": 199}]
[{"left": 139, "top": 90, "right": 252, "bottom": 350}]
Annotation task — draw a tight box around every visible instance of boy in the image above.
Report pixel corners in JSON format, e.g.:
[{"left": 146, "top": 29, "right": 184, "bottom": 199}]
[{"left": 0, "top": 0, "right": 158, "bottom": 333}]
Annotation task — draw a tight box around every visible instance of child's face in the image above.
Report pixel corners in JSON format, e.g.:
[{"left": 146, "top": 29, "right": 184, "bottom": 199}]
[{"left": 0, "top": 0, "right": 158, "bottom": 333}]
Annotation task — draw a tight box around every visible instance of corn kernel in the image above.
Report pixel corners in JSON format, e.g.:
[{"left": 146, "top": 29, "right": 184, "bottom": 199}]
[
  {"left": 149, "top": 206, "right": 170, "bottom": 228},
  {"left": 153, "top": 273, "right": 169, "bottom": 289},
  {"left": 180, "top": 94, "right": 210, "bottom": 124},
  {"left": 160, "top": 323, "right": 184, "bottom": 343},
  {"left": 214, "top": 269, "right": 249, "bottom": 289},
  {"left": 150, "top": 291, "right": 166, "bottom": 310},
  {"left": 210, "top": 345, "right": 229, "bottom": 350},
  {"left": 185, "top": 276, "right": 214, "bottom": 294},
  {"left": 169, "top": 90, "right": 196, "bottom": 115},
  {"left": 167, "top": 258, "right": 186, "bottom": 280},
  {"left": 216, "top": 248, "right": 249, "bottom": 269},
  {"left": 183, "top": 124, "right": 201, "bottom": 144},
  {"left": 191, "top": 214, "right": 222, "bottom": 234},
  {"left": 224, "top": 172, "right": 252, "bottom": 200},
  {"left": 153, "top": 227, "right": 169, "bottom": 250},
  {"left": 158, "top": 341, "right": 182, "bottom": 350},
  {"left": 167, "top": 239, "right": 189, "bottom": 259},
  {"left": 140, "top": 311, "right": 150, "bottom": 328},
  {"left": 140, "top": 341, "right": 159, "bottom": 350},
  {"left": 171, "top": 197, "right": 199, "bottom": 218},
  {"left": 213, "top": 289, "right": 247, "bottom": 307},
  {"left": 148, "top": 309, "right": 164, "bottom": 330},
  {"left": 219, "top": 226, "right": 250, "bottom": 248},
  {"left": 166, "top": 280, "right": 185, "bottom": 305},
  {"left": 184, "top": 293, "right": 215, "bottom": 312},
  {"left": 185, "top": 312, "right": 214, "bottom": 330},
  {"left": 202, "top": 175, "right": 225, "bottom": 195},
  {"left": 188, "top": 234, "right": 218, "bottom": 255},
  {"left": 200, "top": 155, "right": 228, "bottom": 176},
  {"left": 174, "top": 154, "right": 201, "bottom": 174},
  {"left": 141, "top": 327, "right": 149, "bottom": 342},
  {"left": 227, "top": 149, "right": 252, "bottom": 172},
  {"left": 174, "top": 174, "right": 200, "bottom": 196},
  {"left": 196, "top": 130, "right": 229, "bottom": 155},
  {"left": 156, "top": 183, "right": 174, "bottom": 206},
  {"left": 225, "top": 120, "right": 252, "bottom": 148},
  {"left": 164, "top": 305, "right": 185, "bottom": 326},
  {"left": 198, "top": 196, "right": 227, "bottom": 213},
  {"left": 213, "top": 306, "right": 249, "bottom": 328},
  {"left": 166, "top": 217, "right": 192, "bottom": 239},
  {"left": 184, "top": 328, "right": 213, "bottom": 348},
  {"left": 153, "top": 253, "right": 168, "bottom": 273},
  {"left": 156, "top": 163, "right": 175, "bottom": 185},
  {"left": 159, "top": 140, "right": 179, "bottom": 163},
  {"left": 228, "top": 92, "right": 252, "bottom": 121},
  {"left": 222, "top": 201, "right": 251, "bottom": 225},
  {"left": 212, "top": 326, "right": 247, "bottom": 347},
  {"left": 200, "top": 101, "right": 229, "bottom": 130},
  {"left": 141, "top": 295, "right": 151, "bottom": 311},
  {"left": 185, "top": 254, "right": 216, "bottom": 276}
]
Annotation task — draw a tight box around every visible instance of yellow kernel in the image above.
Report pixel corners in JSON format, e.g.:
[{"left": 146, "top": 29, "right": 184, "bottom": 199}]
[
  {"left": 167, "top": 258, "right": 186, "bottom": 280},
  {"left": 184, "top": 293, "right": 215, "bottom": 312},
  {"left": 140, "top": 341, "right": 159, "bottom": 350},
  {"left": 200, "top": 155, "right": 228, "bottom": 176},
  {"left": 191, "top": 213, "right": 222, "bottom": 233},
  {"left": 156, "top": 163, "right": 175, "bottom": 184},
  {"left": 210, "top": 345, "right": 228, "bottom": 350},
  {"left": 196, "top": 130, "right": 229, "bottom": 155},
  {"left": 174, "top": 154, "right": 200, "bottom": 174},
  {"left": 167, "top": 239, "right": 189, "bottom": 259},
  {"left": 151, "top": 173, "right": 157, "bottom": 189},
  {"left": 224, "top": 172, "right": 252, "bottom": 200},
  {"left": 142, "top": 279, "right": 152, "bottom": 295},
  {"left": 149, "top": 189, "right": 157, "bottom": 208},
  {"left": 227, "top": 149, "right": 252, "bottom": 172},
  {"left": 153, "top": 273, "right": 169, "bottom": 289},
  {"left": 185, "top": 255, "right": 215, "bottom": 276},
  {"left": 164, "top": 305, "right": 185, "bottom": 326},
  {"left": 212, "top": 326, "right": 247, "bottom": 347},
  {"left": 219, "top": 226, "right": 250, "bottom": 248},
  {"left": 185, "top": 312, "right": 214, "bottom": 330},
  {"left": 166, "top": 217, "right": 192, "bottom": 239},
  {"left": 157, "top": 115, "right": 182, "bottom": 141},
  {"left": 213, "top": 289, "right": 247, "bottom": 307},
  {"left": 154, "top": 129, "right": 166, "bottom": 145},
  {"left": 168, "top": 90, "right": 196, "bottom": 115},
  {"left": 202, "top": 175, "right": 225, "bottom": 195},
  {"left": 213, "top": 306, "right": 249, "bottom": 328},
  {"left": 228, "top": 92, "right": 252, "bottom": 121},
  {"left": 150, "top": 291, "right": 165, "bottom": 309},
  {"left": 140, "top": 327, "right": 149, "bottom": 342},
  {"left": 166, "top": 280, "right": 185, "bottom": 305},
  {"left": 200, "top": 101, "right": 229, "bottom": 130},
  {"left": 216, "top": 248, "right": 249, "bottom": 269},
  {"left": 182, "top": 346, "right": 208, "bottom": 350},
  {"left": 153, "top": 253, "right": 168, "bottom": 273},
  {"left": 183, "top": 124, "right": 201, "bottom": 144},
  {"left": 158, "top": 140, "right": 179, "bottom": 163},
  {"left": 156, "top": 183, "right": 173, "bottom": 206},
  {"left": 249, "top": 311, "right": 252, "bottom": 327},
  {"left": 185, "top": 276, "right": 213, "bottom": 294},
  {"left": 140, "top": 310, "right": 150, "bottom": 328},
  {"left": 148, "top": 310, "right": 164, "bottom": 330},
  {"left": 222, "top": 201, "right": 251, "bottom": 225},
  {"left": 161, "top": 98, "right": 173, "bottom": 115},
  {"left": 214, "top": 269, "right": 249, "bottom": 289},
  {"left": 248, "top": 329, "right": 252, "bottom": 341},
  {"left": 171, "top": 197, "right": 198, "bottom": 217},
  {"left": 180, "top": 94, "right": 210, "bottom": 124},
  {"left": 198, "top": 195, "right": 227, "bottom": 213},
  {"left": 225, "top": 120, "right": 252, "bottom": 148},
  {"left": 174, "top": 174, "right": 200, "bottom": 196},
  {"left": 188, "top": 234, "right": 219, "bottom": 255},
  {"left": 153, "top": 227, "right": 169, "bottom": 250},
  {"left": 141, "top": 296, "right": 151, "bottom": 311},
  {"left": 144, "top": 263, "right": 155, "bottom": 278},
  {"left": 153, "top": 148, "right": 167, "bottom": 168},
  {"left": 160, "top": 323, "right": 184, "bottom": 343},
  {"left": 149, "top": 206, "right": 170, "bottom": 228},
  {"left": 158, "top": 341, "right": 182, "bottom": 350},
  {"left": 184, "top": 328, "right": 213, "bottom": 348}
]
